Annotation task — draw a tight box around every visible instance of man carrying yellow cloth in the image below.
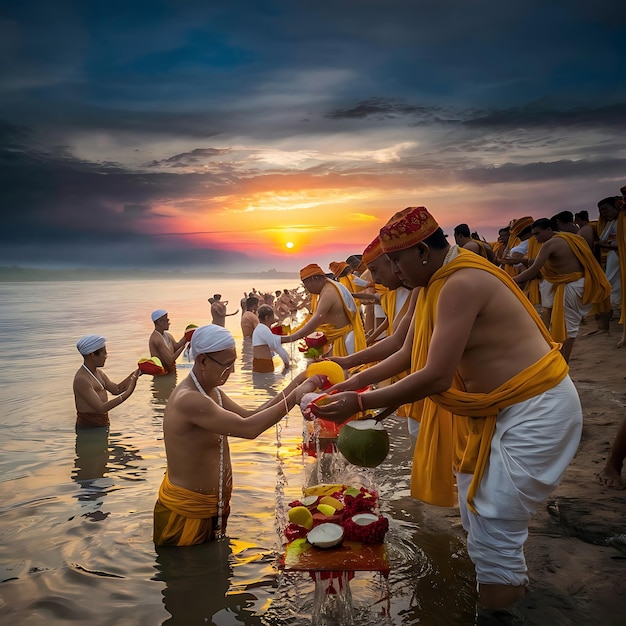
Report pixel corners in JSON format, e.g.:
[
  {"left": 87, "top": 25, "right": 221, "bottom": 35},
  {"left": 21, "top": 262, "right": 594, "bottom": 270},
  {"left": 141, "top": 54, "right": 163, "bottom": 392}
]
[
  {"left": 514, "top": 218, "right": 611, "bottom": 362},
  {"left": 313, "top": 206, "right": 582, "bottom": 614},
  {"left": 283, "top": 264, "right": 367, "bottom": 356}
]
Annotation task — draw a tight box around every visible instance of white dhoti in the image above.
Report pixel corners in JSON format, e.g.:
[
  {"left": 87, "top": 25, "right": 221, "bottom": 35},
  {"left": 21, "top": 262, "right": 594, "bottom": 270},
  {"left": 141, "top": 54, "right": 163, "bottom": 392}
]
[
  {"left": 343, "top": 329, "right": 355, "bottom": 355},
  {"left": 456, "top": 376, "right": 582, "bottom": 586},
  {"left": 539, "top": 278, "right": 553, "bottom": 308},
  {"left": 563, "top": 277, "right": 592, "bottom": 338},
  {"left": 605, "top": 250, "right": 622, "bottom": 309}
]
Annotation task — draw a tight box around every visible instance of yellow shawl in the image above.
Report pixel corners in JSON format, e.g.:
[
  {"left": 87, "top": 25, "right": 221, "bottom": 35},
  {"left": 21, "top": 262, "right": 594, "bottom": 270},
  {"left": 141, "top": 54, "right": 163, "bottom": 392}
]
[
  {"left": 380, "top": 288, "right": 411, "bottom": 337},
  {"left": 542, "top": 232, "right": 611, "bottom": 342},
  {"left": 338, "top": 274, "right": 357, "bottom": 294},
  {"left": 411, "top": 249, "right": 569, "bottom": 513},
  {"left": 317, "top": 280, "right": 367, "bottom": 357}
]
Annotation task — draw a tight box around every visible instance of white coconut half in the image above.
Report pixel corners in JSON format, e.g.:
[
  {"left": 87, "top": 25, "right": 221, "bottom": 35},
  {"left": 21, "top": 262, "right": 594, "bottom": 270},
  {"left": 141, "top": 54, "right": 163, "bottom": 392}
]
[
  {"left": 306, "top": 523, "right": 344, "bottom": 548},
  {"left": 351, "top": 513, "right": 379, "bottom": 526},
  {"left": 300, "top": 495, "right": 318, "bottom": 507},
  {"left": 300, "top": 392, "right": 325, "bottom": 419}
]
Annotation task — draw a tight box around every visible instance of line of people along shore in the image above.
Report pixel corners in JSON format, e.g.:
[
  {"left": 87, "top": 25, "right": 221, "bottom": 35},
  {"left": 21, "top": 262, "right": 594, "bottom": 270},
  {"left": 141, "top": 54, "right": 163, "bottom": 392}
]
[{"left": 72, "top": 186, "right": 625, "bottom": 619}]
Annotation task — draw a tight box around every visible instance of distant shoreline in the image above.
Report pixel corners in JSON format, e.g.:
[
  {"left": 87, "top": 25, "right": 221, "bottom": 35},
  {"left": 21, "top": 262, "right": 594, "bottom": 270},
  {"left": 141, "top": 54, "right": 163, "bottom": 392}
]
[{"left": 0, "top": 266, "right": 299, "bottom": 282}]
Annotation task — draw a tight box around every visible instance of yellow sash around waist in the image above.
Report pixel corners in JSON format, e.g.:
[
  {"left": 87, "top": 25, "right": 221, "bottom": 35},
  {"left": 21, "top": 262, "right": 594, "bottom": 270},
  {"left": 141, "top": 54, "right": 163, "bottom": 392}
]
[
  {"left": 542, "top": 232, "right": 611, "bottom": 342},
  {"left": 154, "top": 471, "right": 221, "bottom": 546}
]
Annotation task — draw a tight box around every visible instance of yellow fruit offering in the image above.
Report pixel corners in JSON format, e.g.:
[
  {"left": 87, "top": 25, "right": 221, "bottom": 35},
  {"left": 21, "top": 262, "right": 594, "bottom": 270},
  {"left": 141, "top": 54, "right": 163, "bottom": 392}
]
[
  {"left": 319, "top": 495, "right": 343, "bottom": 511},
  {"left": 316, "top": 503, "right": 336, "bottom": 516},
  {"left": 288, "top": 506, "right": 314, "bottom": 530},
  {"left": 306, "top": 361, "right": 345, "bottom": 386},
  {"left": 303, "top": 483, "right": 345, "bottom": 497}
]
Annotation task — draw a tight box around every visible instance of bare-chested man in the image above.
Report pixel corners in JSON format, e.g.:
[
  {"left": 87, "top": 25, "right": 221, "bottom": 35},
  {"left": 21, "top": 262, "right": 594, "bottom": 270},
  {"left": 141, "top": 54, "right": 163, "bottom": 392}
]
[
  {"left": 240, "top": 296, "right": 259, "bottom": 339},
  {"left": 149, "top": 310, "right": 187, "bottom": 374},
  {"left": 453, "top": 223, "right": 496, "bottom": 263},
  {"left": 513, "top": 218, "right": 610, "bottom": 362},
  {"left": 313, "top": 206, "right": 583, "bottom": 614},
  {"left": 274, "top": 289, "right": 298, "bottom": 323},
  {"left": 153, "top": 325, "right": 322, "bottom": 546},
  {"left": 282, "top": 264, "right": 366, "bottom": 356},
  {"left": 210, "top": 294, "right": 239, "bottom": 327},
  {"left": 73, "top": 335, "right": 140, "bottom": 429}
]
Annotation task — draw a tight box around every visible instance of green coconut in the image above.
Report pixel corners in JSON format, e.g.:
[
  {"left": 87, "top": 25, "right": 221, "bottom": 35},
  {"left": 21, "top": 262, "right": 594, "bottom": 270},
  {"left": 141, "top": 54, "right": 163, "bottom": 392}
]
[{"left": 336, "top": 419, "right": 390, "bottom": 468}]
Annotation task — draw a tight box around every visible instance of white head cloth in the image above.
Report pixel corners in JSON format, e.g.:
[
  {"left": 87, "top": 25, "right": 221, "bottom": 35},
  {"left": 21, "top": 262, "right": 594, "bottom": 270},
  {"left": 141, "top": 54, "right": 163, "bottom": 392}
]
[
  {"left": 190, "top": 325, "right": 236, "bottom": 360},
  {"left": 77, "top": 335, "right": 106, "bottom": 355},
  {"left": 151, "top": 309, "right": 168, "bottom": 322}
]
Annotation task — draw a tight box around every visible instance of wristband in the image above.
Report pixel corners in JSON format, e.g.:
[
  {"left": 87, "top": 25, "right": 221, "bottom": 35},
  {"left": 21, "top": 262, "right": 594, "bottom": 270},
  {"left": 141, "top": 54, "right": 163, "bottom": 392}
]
[{"left": 357, "top": 392, "right": 364, "bottom": 412}]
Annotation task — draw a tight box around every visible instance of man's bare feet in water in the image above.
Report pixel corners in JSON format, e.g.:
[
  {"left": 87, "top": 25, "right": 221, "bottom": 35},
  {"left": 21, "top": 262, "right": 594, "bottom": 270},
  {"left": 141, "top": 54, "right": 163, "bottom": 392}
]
[{"left": 597, "top": 466, "right": 624, "bottom": 489}]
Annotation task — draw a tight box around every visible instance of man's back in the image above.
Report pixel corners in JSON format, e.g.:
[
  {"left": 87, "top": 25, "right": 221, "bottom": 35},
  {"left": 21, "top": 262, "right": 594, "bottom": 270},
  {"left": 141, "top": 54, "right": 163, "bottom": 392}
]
[
  {"left": 542, "top": 236, "right": 585, "bottom": 275},
  {"left": 241, "top": 311, "right": 258, "bottom": 338},
  {"left": 211, "top": 301, "right": 226, "bottom": 325}
]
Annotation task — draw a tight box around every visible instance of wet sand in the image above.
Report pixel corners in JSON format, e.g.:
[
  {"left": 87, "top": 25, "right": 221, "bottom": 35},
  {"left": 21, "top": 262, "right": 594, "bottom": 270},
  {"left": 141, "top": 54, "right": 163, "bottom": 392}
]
[{"left": 417, "top": 317, "right": 626, "bottom": 625}]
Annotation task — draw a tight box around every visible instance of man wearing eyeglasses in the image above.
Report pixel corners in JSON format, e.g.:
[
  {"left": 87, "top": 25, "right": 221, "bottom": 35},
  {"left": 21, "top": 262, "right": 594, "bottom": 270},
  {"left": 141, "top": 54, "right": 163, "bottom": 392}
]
[{"left": 154, "top": 324, "right": 322, "bottom": 546}]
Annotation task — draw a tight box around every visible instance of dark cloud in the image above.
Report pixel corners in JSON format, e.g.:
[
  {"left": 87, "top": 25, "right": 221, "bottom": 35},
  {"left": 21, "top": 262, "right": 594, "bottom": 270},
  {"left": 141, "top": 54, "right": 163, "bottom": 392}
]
[
  {"left": 147, "top": 147, "right": 232, "bottom": 168},
  {"left": 1, "top": 1, "right": 625, "bottom": 266}
]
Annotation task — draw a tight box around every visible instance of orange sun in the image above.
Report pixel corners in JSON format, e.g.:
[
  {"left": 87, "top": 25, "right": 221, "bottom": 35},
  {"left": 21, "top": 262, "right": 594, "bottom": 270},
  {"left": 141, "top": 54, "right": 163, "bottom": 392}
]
[{"left": 285, "top": 241, "right": 295, "bottom": 249}]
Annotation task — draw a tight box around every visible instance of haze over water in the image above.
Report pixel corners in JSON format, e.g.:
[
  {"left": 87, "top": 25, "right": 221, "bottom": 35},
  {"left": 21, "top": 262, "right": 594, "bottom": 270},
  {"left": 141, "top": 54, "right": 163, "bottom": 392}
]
[{"left": 0, "top": 277, "right": 476, "bottom": 624}]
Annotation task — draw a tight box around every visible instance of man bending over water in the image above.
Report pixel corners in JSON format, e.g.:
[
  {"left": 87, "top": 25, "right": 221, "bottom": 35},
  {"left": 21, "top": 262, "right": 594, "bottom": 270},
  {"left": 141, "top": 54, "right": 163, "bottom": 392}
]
[
  {"left": 313, "top": 207, "right": 582, "bottom": 613},
  {"left": 153, "top": 324, "right": 322, "bottom": 546}
]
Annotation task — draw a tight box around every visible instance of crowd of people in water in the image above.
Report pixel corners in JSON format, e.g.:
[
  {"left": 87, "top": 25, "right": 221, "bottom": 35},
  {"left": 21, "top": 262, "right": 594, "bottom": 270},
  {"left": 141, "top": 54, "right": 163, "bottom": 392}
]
[{"left": 72, "top": 186, "right": 625, "bottom": 620}]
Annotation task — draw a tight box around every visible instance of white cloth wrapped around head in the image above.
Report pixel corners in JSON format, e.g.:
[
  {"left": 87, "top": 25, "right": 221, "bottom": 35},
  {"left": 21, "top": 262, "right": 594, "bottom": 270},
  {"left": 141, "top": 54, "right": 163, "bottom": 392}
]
[
  {"left": 189, "top": 324, "right": 236, "bottom": 360},
  {"left": 77, "top": 335, "right": 106, "bottom": 355},
  {"left": 151, "top": 309, "right": 168, "bottom": 322}
]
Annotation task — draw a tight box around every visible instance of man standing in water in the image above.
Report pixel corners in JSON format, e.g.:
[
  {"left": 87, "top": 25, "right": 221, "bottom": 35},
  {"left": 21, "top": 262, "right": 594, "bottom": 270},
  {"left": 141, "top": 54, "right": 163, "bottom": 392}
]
[
  {"left": 73, "top": 335, "right": 140, "bottom": 429},
  {"left": 252, "top": 305, "right": 291, "bottom": 372},
  {"left": 313, "top": 207, "right": 582, "bottom": 614},
  {"left": 153, "top": 324, "right": 322, "bottom": 546},
  {"left": 149, "top": 310, "right": 187, "bottom": 375},
  {"left": 282, "top": 264, "right": 367, "bottom": 356},
  {"left": 210, "top": 294, "right": 239, "bottom": 327}
]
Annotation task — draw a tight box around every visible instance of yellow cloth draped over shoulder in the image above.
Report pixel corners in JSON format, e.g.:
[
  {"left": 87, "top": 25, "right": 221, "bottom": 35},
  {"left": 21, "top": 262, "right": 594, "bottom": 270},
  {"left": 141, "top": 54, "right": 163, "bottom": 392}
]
[
  {"left": 316, "top": 281, "right": 367, "bottom": 357},
  {"left": 541, "top": 232, "right": 611, "bottom": 342},
  {"left": 153, "top": 472, "right": 223, "bottom": 546},
  {"left": 338, "top": 273, "right": 357, "bottom": 294},
  {"left": 410, "top": 250, "right": 569, "bottom": 513},
  {"left": 380, "top": 288, "right": 410, "bottom": 337}
]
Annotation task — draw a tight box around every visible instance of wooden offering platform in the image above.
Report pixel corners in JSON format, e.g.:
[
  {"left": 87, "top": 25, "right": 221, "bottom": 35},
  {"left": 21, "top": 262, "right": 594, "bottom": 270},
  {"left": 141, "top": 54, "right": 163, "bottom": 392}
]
[{"left": 282, "top": 538, "right": 389, "bottom": 574}]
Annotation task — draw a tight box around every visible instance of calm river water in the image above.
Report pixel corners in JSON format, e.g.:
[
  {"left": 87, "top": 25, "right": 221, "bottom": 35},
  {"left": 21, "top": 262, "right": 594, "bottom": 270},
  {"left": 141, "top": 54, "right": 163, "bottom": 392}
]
[{"left": 0, "top": 277, "right": 476, "bottom": 625}]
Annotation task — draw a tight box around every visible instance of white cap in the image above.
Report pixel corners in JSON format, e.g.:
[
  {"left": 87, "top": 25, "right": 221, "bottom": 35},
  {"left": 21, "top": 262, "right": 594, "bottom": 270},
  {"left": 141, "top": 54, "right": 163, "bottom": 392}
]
[
  {"left": 189, "top": 325, "right": 236, "bottom": 360},
  {"left": 76, "top": 335, "right": 106, "bottom": 355},
  {"left": 151, "top": 309, "right": 168, "bottom": 322}
]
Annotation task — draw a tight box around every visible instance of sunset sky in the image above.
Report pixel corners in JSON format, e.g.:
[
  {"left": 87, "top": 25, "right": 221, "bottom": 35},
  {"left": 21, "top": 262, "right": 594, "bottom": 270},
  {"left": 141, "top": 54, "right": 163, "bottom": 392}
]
[{"left": 1, "top": 1, "right": 625, "bottom": 272}]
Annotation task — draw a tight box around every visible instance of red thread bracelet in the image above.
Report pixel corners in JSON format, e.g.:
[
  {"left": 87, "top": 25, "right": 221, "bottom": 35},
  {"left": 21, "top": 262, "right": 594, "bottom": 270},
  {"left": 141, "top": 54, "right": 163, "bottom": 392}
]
[{"left": 357, "top": 393, "right": 364, "bottom": 412}]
